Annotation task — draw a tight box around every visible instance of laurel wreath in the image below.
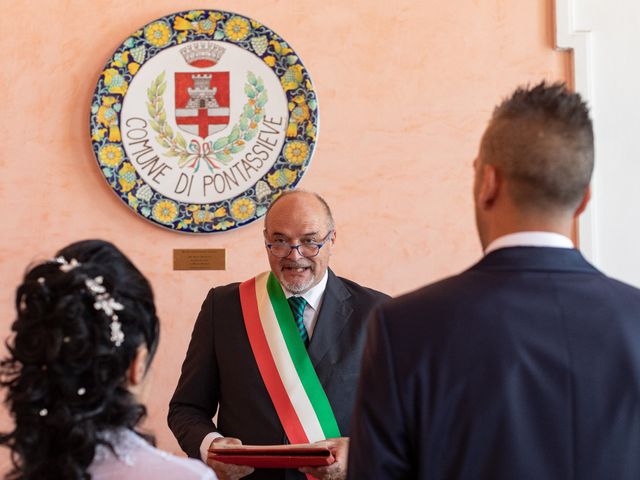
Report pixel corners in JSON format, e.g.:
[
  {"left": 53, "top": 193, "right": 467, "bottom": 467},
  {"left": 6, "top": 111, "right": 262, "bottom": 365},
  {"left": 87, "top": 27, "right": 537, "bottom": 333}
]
[{"left": 146, "top": 71, "right": 268, "bottom": 171}]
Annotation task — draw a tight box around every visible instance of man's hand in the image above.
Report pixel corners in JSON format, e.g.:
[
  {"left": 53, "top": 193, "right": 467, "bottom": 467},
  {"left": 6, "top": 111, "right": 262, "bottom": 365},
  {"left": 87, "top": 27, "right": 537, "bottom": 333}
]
[
  {"left": 206, "top": 437, "right": 255, "bottom": 480},
  {"left": 299, "top": 437, "right": 349, "bottom": 480}
]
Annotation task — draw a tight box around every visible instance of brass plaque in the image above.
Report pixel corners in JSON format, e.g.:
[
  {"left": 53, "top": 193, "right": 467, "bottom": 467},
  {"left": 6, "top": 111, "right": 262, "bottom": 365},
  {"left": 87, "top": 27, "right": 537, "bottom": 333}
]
[{"left": 173, "top": 249, "right": 226, "bottom": 271}]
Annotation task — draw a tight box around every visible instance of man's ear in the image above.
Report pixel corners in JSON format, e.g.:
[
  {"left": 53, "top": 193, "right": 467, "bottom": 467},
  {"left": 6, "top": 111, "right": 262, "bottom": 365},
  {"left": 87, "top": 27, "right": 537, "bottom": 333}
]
[
  {"left": 574, "top": 185, "right": 591, "bottom": 218},
  {"left": 128, "top": 346, "right": 149, "bottom": 386},
  {"left": 478, "top": 164, "right": 500, "bottom": 209}
]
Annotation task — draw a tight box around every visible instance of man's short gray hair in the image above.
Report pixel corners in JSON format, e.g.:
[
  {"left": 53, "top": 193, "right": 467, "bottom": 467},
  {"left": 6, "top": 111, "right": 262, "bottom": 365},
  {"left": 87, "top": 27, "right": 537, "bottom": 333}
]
[{"left": 264, "top": 190, "right": 335, "bottom": 231}]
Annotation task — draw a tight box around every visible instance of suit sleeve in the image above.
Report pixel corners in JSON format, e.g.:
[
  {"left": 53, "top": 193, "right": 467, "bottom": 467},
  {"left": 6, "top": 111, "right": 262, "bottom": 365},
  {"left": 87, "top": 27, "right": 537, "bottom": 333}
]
[
  {"left": 347, "top": 304, "right": 412, "bottom": 479},
  {"left": 168, "top": 289, "right": 220, "bottom": 458}
]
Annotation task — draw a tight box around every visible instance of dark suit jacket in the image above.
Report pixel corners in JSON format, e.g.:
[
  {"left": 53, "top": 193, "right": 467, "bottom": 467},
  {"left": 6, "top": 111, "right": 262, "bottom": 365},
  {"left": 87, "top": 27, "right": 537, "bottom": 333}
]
[
  {"left": 169, "top": 269, "right": 387, "bottom": 480},
  {"left": 348, "top": 247, "right": 640, "bottom": 480}
]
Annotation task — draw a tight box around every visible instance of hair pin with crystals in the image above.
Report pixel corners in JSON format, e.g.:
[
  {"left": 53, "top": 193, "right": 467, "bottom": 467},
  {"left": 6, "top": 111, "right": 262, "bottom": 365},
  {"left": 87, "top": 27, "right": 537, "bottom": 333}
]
[
  {"left": 55, "top": 256, "right": 81, "bottom": 272},
  {"left": 85, "top": 276, "right": 125, "bottom": 347},
  {"left": 53, "top": 256, "right": 126, "bottom": 347}
]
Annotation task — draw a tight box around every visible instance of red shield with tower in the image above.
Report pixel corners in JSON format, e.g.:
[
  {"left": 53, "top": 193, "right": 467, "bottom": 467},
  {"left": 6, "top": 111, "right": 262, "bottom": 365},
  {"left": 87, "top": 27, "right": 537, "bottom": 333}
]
[{"left": 175, "top": 42, "right": 230, "bottom": 139}]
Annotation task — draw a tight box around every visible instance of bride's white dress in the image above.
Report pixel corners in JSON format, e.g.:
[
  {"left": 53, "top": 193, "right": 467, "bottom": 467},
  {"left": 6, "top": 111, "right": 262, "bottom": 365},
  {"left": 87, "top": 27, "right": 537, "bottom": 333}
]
[{"left": 89, "top": 429, "right": 216, "bottom": 479}]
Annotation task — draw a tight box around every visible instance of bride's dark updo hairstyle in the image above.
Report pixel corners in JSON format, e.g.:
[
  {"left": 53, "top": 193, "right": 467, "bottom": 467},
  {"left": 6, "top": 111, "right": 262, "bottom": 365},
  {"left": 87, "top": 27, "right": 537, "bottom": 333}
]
[{"left": 0, "top": 239, "right": 160, "bottom": 479}]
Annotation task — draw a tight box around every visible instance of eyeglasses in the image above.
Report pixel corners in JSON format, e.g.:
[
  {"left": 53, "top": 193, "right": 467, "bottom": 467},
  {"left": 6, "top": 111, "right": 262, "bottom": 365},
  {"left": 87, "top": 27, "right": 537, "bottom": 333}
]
[{"left": 265, "top": 230, "right": 334, "bottom": 258}]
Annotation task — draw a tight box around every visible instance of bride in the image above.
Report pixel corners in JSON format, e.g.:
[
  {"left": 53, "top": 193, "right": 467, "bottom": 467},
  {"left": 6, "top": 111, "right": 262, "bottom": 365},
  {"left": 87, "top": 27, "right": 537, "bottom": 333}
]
[{"left": 0, "top": 240, "right": 216, "bottom": 480}]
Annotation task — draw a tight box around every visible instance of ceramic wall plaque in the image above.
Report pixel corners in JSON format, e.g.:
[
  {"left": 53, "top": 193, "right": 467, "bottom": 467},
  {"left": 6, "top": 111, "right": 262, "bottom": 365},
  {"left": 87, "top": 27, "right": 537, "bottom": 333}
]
[{"left": 90, "top": 10, "right": 318, "bottom": 232}]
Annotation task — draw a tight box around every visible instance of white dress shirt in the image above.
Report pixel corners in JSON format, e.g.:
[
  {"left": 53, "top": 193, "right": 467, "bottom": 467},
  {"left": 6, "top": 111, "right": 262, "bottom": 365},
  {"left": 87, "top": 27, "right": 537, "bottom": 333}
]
[
  {"left": 484, "top": 231, "right": 574, "bottom": 255},
  {"left": 282, "top": 269, "right": 329, "bottom": 339},
  {"left": 199, "top": 270, "right": 330, "bottom": 461}
]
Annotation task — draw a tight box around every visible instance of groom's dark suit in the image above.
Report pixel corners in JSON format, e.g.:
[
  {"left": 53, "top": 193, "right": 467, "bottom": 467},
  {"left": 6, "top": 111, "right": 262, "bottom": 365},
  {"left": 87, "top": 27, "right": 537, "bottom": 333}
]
[
  {"left": 348, "top": 247, "right": 640, "bottom": 480},
  {"left": 169, "top": 269, "right": 387, "bottom": 480}
]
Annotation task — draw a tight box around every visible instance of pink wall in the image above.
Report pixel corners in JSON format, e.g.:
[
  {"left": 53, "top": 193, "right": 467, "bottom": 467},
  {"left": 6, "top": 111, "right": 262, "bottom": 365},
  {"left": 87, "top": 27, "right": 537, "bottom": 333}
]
[{"left": 0, "top": 0, "right": 569, "bottom": 467}]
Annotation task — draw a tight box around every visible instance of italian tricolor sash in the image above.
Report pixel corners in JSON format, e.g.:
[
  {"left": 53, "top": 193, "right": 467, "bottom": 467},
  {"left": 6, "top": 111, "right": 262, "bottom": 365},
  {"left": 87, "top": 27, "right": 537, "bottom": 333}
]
[{"left": 239, "top": 271, "right": 341, "bottom": 445}]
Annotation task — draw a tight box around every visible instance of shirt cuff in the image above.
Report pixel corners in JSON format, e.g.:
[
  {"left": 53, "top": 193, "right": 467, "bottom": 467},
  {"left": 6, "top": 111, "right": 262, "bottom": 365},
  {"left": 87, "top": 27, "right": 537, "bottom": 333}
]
[{"left": 199, "top": 431, "right": 223, "bottom": 462}]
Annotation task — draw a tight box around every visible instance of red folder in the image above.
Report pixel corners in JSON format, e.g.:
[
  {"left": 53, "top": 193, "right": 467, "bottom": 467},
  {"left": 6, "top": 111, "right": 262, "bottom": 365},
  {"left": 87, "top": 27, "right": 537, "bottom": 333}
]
[{"left": 207, "top": 443, "right": 335, "bottom": 468}]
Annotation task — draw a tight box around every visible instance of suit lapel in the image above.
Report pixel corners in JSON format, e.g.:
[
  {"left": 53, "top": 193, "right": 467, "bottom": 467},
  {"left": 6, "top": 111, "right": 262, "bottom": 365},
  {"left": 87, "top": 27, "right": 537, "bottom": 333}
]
[{"left": 307, "top": 269, "right": 353, "bottom": 369}]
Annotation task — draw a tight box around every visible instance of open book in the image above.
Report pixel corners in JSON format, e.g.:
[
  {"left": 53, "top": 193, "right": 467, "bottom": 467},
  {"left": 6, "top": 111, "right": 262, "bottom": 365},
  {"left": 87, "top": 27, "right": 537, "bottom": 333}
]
[{"left": 208, "top": 443, "right": 336, "bottom": 468}]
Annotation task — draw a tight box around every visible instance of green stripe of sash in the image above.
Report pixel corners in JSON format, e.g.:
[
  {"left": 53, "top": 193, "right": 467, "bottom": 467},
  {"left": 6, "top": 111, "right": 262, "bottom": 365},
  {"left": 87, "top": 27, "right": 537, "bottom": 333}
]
[{"left": 266, "top": 273, "right": 341, "bottom": 438}]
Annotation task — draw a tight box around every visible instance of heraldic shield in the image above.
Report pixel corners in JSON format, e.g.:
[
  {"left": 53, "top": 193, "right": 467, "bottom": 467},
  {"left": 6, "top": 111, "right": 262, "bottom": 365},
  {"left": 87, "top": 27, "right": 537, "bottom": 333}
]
[{"left": 174, "top": 71, "right": 230, "bottom": 139}]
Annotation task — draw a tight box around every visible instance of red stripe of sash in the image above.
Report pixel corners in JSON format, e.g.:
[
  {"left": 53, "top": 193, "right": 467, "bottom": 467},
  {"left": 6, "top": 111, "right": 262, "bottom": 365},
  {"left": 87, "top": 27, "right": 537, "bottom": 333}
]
[{"left": 239, "top": 277, "right": 310, "bottom": 444}]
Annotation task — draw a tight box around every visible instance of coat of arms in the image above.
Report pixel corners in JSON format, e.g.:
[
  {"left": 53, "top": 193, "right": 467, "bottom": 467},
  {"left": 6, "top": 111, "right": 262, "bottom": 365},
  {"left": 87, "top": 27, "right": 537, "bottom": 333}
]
[{"left": 174, "top": 43, "right": 230, "bottom": 138}]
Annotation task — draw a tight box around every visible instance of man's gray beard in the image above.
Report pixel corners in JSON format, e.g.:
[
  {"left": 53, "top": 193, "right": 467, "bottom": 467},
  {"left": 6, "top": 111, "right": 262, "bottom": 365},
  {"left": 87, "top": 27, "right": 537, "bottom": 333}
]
[{"left": 282, "top": 275, "right": 315, "bottom": 294}]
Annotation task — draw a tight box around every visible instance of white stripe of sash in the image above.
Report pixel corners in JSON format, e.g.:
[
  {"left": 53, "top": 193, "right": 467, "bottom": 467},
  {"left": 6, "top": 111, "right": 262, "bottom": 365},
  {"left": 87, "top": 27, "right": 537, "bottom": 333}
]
[{"left": 254, "top": 272, "right": 325, "bottom": 442}]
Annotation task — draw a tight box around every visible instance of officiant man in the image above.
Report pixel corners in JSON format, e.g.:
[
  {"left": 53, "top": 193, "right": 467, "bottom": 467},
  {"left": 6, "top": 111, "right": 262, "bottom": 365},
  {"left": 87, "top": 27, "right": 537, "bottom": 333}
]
[{"left": 169, "top": 190, "right": 388, "bottom": 480}]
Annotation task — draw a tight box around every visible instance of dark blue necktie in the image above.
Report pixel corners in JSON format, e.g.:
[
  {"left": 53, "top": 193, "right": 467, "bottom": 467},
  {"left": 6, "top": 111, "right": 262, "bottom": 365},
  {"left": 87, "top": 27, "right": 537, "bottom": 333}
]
[{"left": 287, "top": 296, "right": 309, "bottom": 347}]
